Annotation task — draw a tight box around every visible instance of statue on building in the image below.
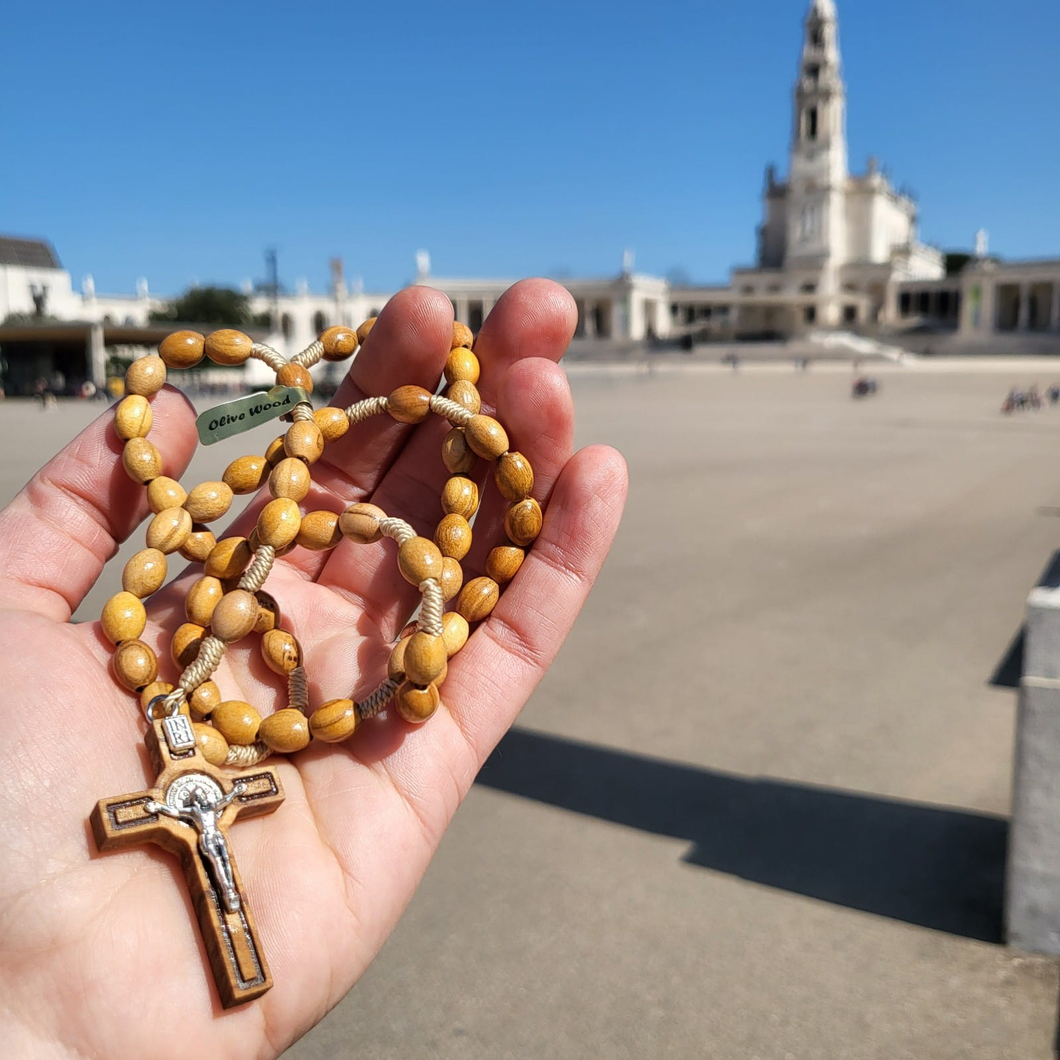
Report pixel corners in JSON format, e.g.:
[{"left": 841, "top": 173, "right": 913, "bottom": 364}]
[
  {"left": 415, "top": 250, "right": 431, "bottom": 282},
  {"left": 975, "top": 229, "right": 989, "bottom": 259}
]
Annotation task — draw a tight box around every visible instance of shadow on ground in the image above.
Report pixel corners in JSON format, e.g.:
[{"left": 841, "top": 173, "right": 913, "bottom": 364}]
[
  {"left": 477, "top": 728, "right": 1006, "bottom": 943},
  {"left": 991, "top": 548, "right": 1060, "bottom": 689}
]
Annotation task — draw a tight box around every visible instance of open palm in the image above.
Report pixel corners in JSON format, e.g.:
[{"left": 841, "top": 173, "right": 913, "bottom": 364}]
[{"left": 0, "top": 280, "right": 627, "bottom": 1059}]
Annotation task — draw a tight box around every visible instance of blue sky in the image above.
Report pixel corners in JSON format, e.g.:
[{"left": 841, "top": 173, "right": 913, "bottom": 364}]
[{"left": 4, "top": 0, "right": 1058, "bottom": 296}]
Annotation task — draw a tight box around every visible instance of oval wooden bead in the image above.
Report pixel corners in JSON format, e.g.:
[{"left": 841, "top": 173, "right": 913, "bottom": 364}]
[
  {"left": 321, "top": 325, "right": 358, "bottom": 361},
  {"left": 114, "top": 395, "right": 153, "bottom": 440},
  {"left": 441, "top": 475, "right": 479, "bottom": 518},
  {"left": 276, "top": 361, "right": 314, "bottom": 394},
  {"left": 219, "top": 456, "right": 265, "bottom": 497},
  {"left": 314, "top": 406, "right": 349, "bottom": 442},
  {"left": 464, "top": 415, "right": 508, "bottom": 460},
  {"left": 259, "top": 708, "right": 311, "bottom": 753},
  {"left": 184, "top": 481, "right": 233, "bottom": 523},
  {"left": 210, "top": 589, "right": 259, "bottom": 642},
  {"left": 387, "top": 385, "right": 432, "bottom": 424},
  {"left": 172, "top": 622, "right": 206, "bottom": 667},
  {"left": 261, "top": 629, "right": 302, "bottom": 674},
  {"left": 140, "top": 681, "right": 178, "bottom": 716},
  {"left": 441, "top": 428, "right": 476, "bottom": 474},
  {"left": 211, "top": 700, "right": 262, "bottom": 745},
  {"left": 180, "top": 527, "right": 216, "bottom": 563},
  {"left": 442, "top": 611, "right": 470, "bottom": 656},
  {"left": 395, "top": 681, "right": 440, "bottom": 724},
  {"left": 122, "top": 547, "right": 167, "bottom": 598},
  {"left": 309, "top": 698, "right": 358, "bottom": 742},
  {"left": 486, "top": 544, "right": 525, "bottom": 584},
  {"left": 355, "top": 317, "right": 377, "bottom": 345},
  {"left": 101, "top": 592, "right": 146, "bottom": 645},
  {"left": 205, "top": 536, "right": 252, "bottom": 580},
  {"left": 147, "top": 476, "right": 186, "bottom": 513},
  {"left": 456, "top": 576, "right": 500, "bottom": 623},
  {"left": 185, "top": 576, "right": 224, "bottom": 626},
  {"left": 264, "top": 435, "right": 287, "bottom": 466},
  {"left": 254, "top": 590, "right": 281, "bottom": 633},
  {"left": 495, "top": 451, "right": 535, "bottom": 502},
  {"left": 387, "top": 636, "right": 411, "bottom": 682},
  {"left": 435, "top": 513, "right": 472, "bottom": 560},
  {"left": 112, "top": 639, "right": 158, "bottom": 691},
  {"left": 125, "top": 354, "right": 166, "bottom": 397},
  {"left": 404, "top": 632, "right": 447, "bottom": 685},
  {"left": 189, "top": 680, "right": 221, "bottom": 718},
  {"left": 257, "top": 498, "right": 301, "bottom": 548},
  {"left": 444, "top": 347, "right": 480, "bottom": 385},
  {"left": 146, "top": 506, "right": 192, "bottom": 554},
  {"left": 269, "top": 457, "right": 311, "bottom": 502},
  {"left": 339, "top": 502, "right": 386, "bottom": 544},
  {"left": 398, "top": 536, "right": 444, "bottom": 585},
  {"left": 122, "top": 437, "right": 162, "bottom": 484},
  {"left": 452, "top": 321, "right": 474, "bottom": 349},
  {"left": 505, "top": 497, "right": 543, "bottom": 547},
  {"left": 447, "top": 379, "right": 481, "bottom": 414},
  {"left": 439, "top": 556, "right": 463, "bottom": 601},
  {"left": 205, "top": 328, "right": 252, "bottom": 366},
  {"left": 296, "top": 510, "right": 341, "bottom": 551},
  {"left": 159, "top": 330, "right": 205, "bottom": 369},
  {"left": 284, "top": 421, "right": 324, "bottom": 464},
  {"left": 192, "top": 722, "right": 229, "bottom": 765}
]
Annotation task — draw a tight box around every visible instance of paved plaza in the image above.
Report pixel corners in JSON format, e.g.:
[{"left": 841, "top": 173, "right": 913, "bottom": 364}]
[{"left": 6, "top": 363, "right": 1060, "bottom": 1057}]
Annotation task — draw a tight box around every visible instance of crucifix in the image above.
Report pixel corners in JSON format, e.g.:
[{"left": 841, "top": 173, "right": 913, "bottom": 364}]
[{"left": 90, "top": 715, "right": 285, "bottom": 1008}]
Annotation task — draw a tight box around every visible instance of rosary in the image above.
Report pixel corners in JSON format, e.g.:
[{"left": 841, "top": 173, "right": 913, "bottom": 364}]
[{"left": 88, "top": 319, "right": 541, "bottom": 1007}]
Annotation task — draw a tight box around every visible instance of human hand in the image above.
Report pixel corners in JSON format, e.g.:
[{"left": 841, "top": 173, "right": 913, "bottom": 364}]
[{"left": 0, "top": 280, "right": 628, "bottom": 1059}]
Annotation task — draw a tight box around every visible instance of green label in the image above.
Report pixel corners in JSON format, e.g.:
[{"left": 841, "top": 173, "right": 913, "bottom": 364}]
[{"left": 196, "top": 386, "right": 310, "bottom": 445}]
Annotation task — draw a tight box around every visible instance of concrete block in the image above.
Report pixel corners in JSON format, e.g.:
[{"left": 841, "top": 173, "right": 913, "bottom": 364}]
[{"left": 1023, "top": 585, "right": 1060, "bottom": 681}]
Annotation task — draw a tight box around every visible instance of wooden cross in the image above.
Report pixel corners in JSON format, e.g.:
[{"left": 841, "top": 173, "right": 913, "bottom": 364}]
[{"left": 90, "top": 717, "right": 285, "bottom": 1008}]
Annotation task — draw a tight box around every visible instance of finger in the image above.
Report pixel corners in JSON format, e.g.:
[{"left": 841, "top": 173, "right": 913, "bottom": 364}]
[{"left": 0, "top": 387, "right": 198, "bottom": 620}]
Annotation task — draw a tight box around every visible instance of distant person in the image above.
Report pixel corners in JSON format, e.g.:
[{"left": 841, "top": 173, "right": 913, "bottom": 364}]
[{"left": 1048, "top": 385, "right": 1060, "bottom": 406}]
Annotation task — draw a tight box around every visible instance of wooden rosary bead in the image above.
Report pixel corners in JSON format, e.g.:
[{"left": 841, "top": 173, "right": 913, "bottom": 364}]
[
  {"left": 387, "top": 635, "right": 411, "bottom": 682},
  {"left": 505, "top": 497, "right": 543, "bottom": 547},
  {"left": 159, "top": 330, "right": 205, "bottom": 369},
  {"left": 192, "top": 722, "right": 229, "bottom": 765},
  {"left": 172, "top": 622, "right": 206, "bottom": 667},
  {"left": 404, "top": 632, "right": 447, "bottom": 685},
  {"left": 101, "top": 591, "right": 147, "bottom": 644},
  {"left": 456, "top": 576, "right": 500, "bottom": 623},
  {"left": 114, "top": 395, "right": 153, "bottom": 440},
  {"left": 339, "top": 502, "right": 386, "bottom": 544},
  {"left": 395, "top": 681, "right": 440, "bottom": 724},
  {"left": 210, "top": 589, "right": 259, "bottom": 643},
  {"left": 261, "top": 629, "right": 302, "bottom": 674},
  {"left": 387, "top": 385, "right": 432, "bottom": 424},
  {"left": 269, "top": 457, "right": 311, "bottom": 502},
  {"left": 248, "top": 527, "right": 295, "bottom": 557},
  {"left": 189, "top": 680, "right": 221, "bottom": 718},
  {"left": 204, "top": 536, "right": 252, "bottom": 580},
  {"left": 140, "top": 681, "right": 178, "bottom": 716},
  {"left": 321, "top": 325, "right": 358, "bottom": 361},
  {"left": 296, "top": 510, "right": 342, "bottom": 550},
  {"left": 276, "top": 362, "right": 313, "bottom": 394},
  {"left": 495, "top": 451, "right": 534, "bottom": 501},
  {"left": 184, "top": 481, "right": 233, "bottom": 523},
  {"left": 205, "top": 328, "right": 252, "bottom": 366},
  {"left": 112, "top": 639, "right": 158, "bottom": 691},
  {"left": 435, "top": 513, "right": 472, "bottom": 560},
  {"left": 147, "top": 476, "right": 186, "bottom": 513},
  {"left": 441, "top": 475, "right": 479, "bottom": 518},
  {"left": 264, "top": 434, "right": 287, "bottom": 466},
  {"left": 314, "top": 406, "right": 349, "bottom": 442},
  {"left": 254, "top": 590, "right": 281, "bottom": 633},
  {"left": 486, "top": 544, "right": 524, "bottom": 584},
  {"left": 257, "top": 498, "right": 302, "bottom": 548},
  {"left": 398, "top": 536, "right": 444, "bottom": 585},
  {"left": 452, "top": 321, "right": 474, "bottom": 349},
  {"left": 444, "top": 347, "right": 480, "bottom": 385},
  {"left": 122, "top": 437, "right": 162, "bottom": 484},
  {"left": 185, "top": 576, "right": 224, "bottom": 626},
  {"left": 222, "top": 454, "right": 269, "bottom": 495},
  {"left": 146, "top": 506, "right": 192, "bottom": 554},
  {"left": 180, "top": 526, "right": 216, "bottom": 563},
  {"left": 439, "top": 556, "right": 463, "bottom": 601},
  {"left": 464, "top": 415, "right": 508, "bottom": 460},
  {"left": 447, "top": 379, "right": 481, "bottom": 414},
  {"left": 309, "top": 698, "right": 358, "bottom": 742},
  {"left": 125, "top": 354, "right": 166, "bottom": 397},
  {"left": 355, "top": 317, "right": 377, "bottom": 345},
  {"left": 211, "top": 700, "right": 262, "bottom": 745},
  {"left": 122, "top": 548, "right": 167, "bottom": 598},
  {"left": 258, "top": 708, "right": 311, "bottom": 753},
  {"left": 441, "top": 427, "right": 476, "bottom": 474},
  {"left": 284, "top": 421, "right": 324, "bottom": 464},
  {"left": 441, "top": 611, "right": 470, "bottom": 656}
]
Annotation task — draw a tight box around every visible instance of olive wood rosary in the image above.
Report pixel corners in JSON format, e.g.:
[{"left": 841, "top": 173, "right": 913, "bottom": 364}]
[{"left": 88, "top": 319, "right": 541, "bottom": 1007}]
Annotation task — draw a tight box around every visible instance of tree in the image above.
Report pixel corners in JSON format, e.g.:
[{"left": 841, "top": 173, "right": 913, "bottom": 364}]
[{"left": 149, "top": 286, "right": 256, "bottom": 327}]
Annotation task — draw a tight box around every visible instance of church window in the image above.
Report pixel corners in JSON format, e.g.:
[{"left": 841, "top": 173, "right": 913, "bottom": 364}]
[
  {"left": 806, "top": 107, "right": 818, "bottom": 141},
  {"left": 803, "top": 306, "right": 817, "bottom": 324},
  {"left": 468, "top": 301, "right": 484, "bottom": 331},
  {"left": 281, "top": 313, "right": 293, "bottom": 339},
  {"left": 741, "top": 285, "right": 755, "bottom": 295},
  {"left": 312, "top": 310, "right": 328, "bottom": 333},
  {"left": 899, "top": 292, "right": 912, "bottom": 317},
  {"left": 800, "top": 282, "right": 816, "bottom": 294},
  {"left": 806, "top": 64, "right": 820, "bottom": 85},
  {"left": 810, "top": 23, "right": 824, "bottom": 48},
  {"left": 843, "top": 305, "right": 857, "bottom": 324},
  {"left": 916, "top": 291, "right": 930, "bottom": 314}
]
